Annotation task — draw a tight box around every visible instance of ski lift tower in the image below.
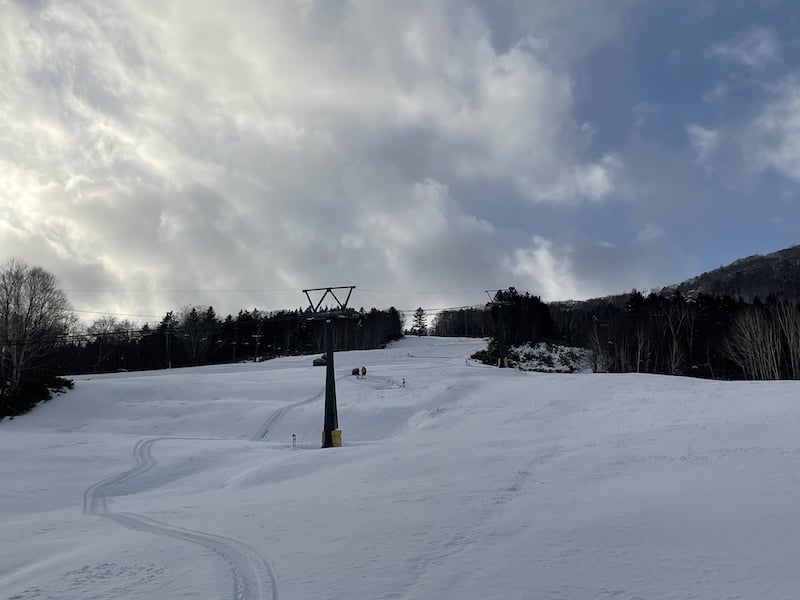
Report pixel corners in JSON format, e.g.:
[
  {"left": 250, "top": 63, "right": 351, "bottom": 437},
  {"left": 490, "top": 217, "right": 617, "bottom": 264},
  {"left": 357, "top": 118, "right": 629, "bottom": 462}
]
[{"left": 302, "top": 286, "right": 357, "bottom": 448}]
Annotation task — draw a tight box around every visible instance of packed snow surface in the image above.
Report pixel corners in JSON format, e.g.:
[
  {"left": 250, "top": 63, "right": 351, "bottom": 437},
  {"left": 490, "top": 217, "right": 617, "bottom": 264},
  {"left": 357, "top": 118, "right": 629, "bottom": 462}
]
[{"left": 3, "top": 336, "right": 800, "bottom": 599}]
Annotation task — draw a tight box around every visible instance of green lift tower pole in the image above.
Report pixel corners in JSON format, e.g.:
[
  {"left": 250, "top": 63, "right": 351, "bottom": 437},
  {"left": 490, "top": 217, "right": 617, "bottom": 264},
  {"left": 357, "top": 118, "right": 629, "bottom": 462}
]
[
  {"left": 497, "top": 303, "right": 507, "bottom": 368},
  {"left": 322, "top": 318, "right": 339, "bottom": 447},
  {"left": 303, "top": 286, "right": 356, "bottom": 448}
]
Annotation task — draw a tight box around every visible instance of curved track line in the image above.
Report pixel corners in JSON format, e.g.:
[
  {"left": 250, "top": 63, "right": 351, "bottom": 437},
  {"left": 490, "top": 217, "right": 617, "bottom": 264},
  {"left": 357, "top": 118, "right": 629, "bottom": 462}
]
[
  {"left": 252, "top": 375, "right": 347, "bottom": 441},
  {"left": 82, "top": 437, "right": 159, "bottom": 514},
  {"left": 83, "top": 436, "right": 279, "bottom": 600},
  {"left": 110, "top": 512, "right": 278, "bottom": 600}
]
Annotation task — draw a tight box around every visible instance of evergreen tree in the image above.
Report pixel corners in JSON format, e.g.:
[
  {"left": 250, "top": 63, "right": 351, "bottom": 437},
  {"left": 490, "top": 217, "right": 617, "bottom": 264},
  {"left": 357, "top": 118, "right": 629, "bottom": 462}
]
[{"left": 413, "top": 307, "right": 427, "bottom": 336}]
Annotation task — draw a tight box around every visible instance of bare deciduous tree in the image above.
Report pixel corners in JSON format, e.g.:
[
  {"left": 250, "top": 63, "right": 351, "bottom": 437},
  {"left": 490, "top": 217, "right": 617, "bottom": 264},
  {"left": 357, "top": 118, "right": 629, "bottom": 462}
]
[
  {"left": 661, "top": 302, "right": 688, "bottom": 375},
  {"left": 589, "top": 317, "right": 611, "bottom": 373},
  {"left": 775, "top": 300, "right": 800, "bottom": 380},
  {"left": 724, "top": 307, "right": 782, "bottom": 380},
  {"left": 87, "top": 315, "right": 136, "bottom": 370},
  {"left": 0, "top": 259, "right": 75, "bottom": 395},
  {"left": 633, "top": 321, "right": 650, "bottom": 373}
]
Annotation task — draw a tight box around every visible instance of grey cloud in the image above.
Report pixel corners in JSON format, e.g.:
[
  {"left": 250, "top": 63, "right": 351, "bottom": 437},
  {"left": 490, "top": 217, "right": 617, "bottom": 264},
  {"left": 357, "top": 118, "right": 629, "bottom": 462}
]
[{"left": 1, "top": 0, "right": 644, "bottom": 320}]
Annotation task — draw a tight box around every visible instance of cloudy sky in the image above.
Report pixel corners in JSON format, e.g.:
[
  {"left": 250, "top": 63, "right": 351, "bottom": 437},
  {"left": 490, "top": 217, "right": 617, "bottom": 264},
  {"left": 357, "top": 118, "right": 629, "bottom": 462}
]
[{"left": 2, "top": 0, "right": 800, "bottom": 323}]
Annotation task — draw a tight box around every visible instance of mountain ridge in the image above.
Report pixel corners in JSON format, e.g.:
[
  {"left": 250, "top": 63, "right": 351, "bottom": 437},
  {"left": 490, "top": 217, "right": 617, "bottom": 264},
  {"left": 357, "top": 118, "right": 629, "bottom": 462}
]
[{"left": 667, "top": 244, "right": 800, "bottom": 300}]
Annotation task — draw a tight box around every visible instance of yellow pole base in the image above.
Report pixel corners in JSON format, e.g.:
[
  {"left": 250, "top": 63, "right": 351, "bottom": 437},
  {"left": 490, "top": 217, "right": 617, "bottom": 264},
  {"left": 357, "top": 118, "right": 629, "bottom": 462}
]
[{"left": 321, "top": 429, "right": 343, "bottom": 448}]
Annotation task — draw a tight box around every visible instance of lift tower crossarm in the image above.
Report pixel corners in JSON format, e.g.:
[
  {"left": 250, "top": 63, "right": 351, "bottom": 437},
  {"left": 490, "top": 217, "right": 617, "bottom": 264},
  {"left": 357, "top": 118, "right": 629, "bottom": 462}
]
[{"left": 303, "top": 286, "right": 355, "bottom": 315}]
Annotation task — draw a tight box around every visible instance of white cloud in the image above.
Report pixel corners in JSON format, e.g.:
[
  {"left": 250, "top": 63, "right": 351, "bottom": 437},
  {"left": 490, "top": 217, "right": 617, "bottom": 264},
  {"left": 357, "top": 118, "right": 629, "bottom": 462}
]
[
  {"left": 686, "top": 125, "right": 720, "bottom": 166},
  {"left": 510, "top": 237, "right": 580, "bottom": 301},
  {"left": 710, "top": 27, "right": 781, "bottom": 69},
  {"left": 518, "top": 153, "right": 624, "bottom": 204},
  {"left": 745, "top": 78, "right": 800, "bottom": 182},
  {"left": 508, "top": 233, "right": 678, "bottom": 302}
]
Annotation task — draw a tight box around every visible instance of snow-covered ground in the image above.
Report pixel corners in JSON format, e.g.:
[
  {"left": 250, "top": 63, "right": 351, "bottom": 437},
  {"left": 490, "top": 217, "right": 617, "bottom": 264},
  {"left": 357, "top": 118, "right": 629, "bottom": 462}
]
[{"left": 3, "top": 336, "right": 800, "bottom": 599}]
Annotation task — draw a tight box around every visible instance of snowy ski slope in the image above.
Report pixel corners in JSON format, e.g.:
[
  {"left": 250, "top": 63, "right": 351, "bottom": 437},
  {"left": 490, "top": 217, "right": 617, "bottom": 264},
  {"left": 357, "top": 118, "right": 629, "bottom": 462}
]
[{"left": 3, "top": 336, "right": 800, "bottom": 599}]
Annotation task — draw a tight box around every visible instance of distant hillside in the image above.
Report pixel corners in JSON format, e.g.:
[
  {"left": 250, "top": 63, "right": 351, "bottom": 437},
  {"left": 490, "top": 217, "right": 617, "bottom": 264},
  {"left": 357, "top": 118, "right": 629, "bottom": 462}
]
[
  {"left": 546, "top": 244, "right": 800, "bottom": 313},
  {"left": 669, "top": 244, "right": 800, "bottom": 301}
]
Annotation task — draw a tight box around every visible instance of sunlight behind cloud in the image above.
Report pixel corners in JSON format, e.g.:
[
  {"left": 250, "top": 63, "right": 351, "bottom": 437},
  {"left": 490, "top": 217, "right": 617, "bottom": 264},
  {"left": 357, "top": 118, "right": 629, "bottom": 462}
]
[
  {"left": 1, "top": 0, "right": 630, "bottom": 315},
  {"left": 4, "top": 1, "right": 797, "bottom": 317}
]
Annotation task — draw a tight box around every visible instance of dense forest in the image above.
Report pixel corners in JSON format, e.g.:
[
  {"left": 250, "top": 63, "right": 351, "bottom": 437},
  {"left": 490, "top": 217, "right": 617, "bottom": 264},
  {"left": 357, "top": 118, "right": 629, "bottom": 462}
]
[
  {"left": 49, "top": 306, "right": 404, "bottom": 375},
  {"left": 432, "top": 288, "right": 800, "bottom": 381}
]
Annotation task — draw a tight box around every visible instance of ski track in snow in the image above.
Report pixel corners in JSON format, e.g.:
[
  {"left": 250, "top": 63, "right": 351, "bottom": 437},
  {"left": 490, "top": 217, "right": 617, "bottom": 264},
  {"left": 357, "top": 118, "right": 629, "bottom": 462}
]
[
  {"left": 252, "top": 380, "right": 333, "bottom": 441},
  {"left": 80, "top": 342, "right": 482, "bottom": 599},
  {"left": 83, "top": 434, "right": 280, "bottom": 599}
]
